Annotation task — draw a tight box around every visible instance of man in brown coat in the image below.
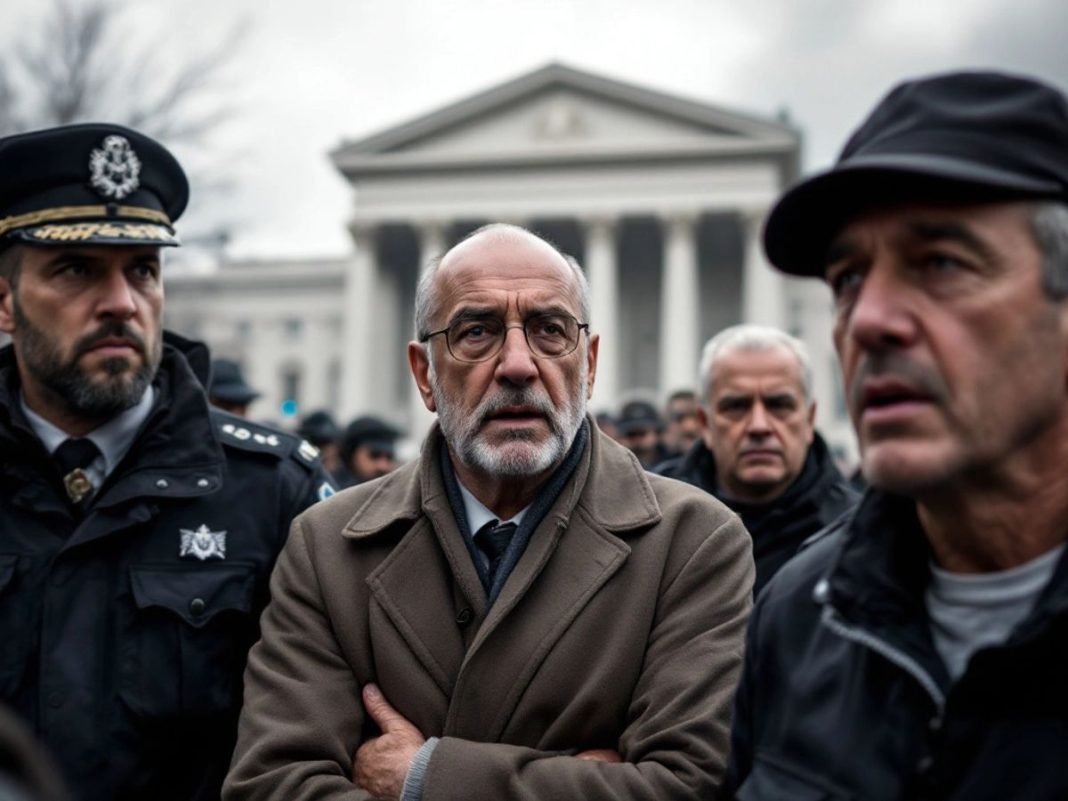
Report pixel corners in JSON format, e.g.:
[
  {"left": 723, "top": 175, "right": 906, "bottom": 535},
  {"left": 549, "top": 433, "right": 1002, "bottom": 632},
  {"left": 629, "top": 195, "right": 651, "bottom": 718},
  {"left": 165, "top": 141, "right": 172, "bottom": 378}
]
[{"left": 224, "top": 224, "right": 754, "bottom": 801}]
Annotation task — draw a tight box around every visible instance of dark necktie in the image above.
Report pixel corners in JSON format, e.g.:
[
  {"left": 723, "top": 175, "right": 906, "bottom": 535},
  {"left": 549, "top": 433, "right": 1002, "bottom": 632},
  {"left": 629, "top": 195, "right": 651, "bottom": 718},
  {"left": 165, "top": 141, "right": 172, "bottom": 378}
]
[
  {"left": 474, "top": 520, "right": 517, "bottom": 589},
  {"left": 54, "top": 438, "right": 101, "bottom": 510}
]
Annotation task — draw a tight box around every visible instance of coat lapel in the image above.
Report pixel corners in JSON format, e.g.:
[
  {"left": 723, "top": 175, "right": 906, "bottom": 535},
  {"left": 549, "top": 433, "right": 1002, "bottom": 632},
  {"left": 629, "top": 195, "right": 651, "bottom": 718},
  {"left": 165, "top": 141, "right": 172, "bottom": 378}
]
[
  {"left": 351, "top": 437, "right": 486, "bottom": 699},
  {"left": 348, "top": 422, "right": 663, "bottom": 741},
  {"left": 445, "top": 424, "right": 661, "bottom": 741}
]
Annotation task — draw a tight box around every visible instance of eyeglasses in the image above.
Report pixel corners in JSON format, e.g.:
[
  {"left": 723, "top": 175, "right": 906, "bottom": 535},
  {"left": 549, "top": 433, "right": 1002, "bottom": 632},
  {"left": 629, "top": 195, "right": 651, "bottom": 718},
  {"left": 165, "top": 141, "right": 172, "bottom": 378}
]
[{"left": 420, "top": 313, "right": 589, "bottom": 363}]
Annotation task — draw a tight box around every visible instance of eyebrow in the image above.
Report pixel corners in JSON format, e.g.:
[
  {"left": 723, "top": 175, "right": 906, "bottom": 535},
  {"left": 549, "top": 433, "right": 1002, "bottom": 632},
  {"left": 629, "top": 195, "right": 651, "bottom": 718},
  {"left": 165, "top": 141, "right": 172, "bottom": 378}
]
[
  {"left": 446, "top": 304, "right": 577, "bottom": 326},
  {"left": 906, "top": 220, "right": 997, "bottom": 263},
  {"left": 825, "top": 218, "right": 997, "bottom": 270}
]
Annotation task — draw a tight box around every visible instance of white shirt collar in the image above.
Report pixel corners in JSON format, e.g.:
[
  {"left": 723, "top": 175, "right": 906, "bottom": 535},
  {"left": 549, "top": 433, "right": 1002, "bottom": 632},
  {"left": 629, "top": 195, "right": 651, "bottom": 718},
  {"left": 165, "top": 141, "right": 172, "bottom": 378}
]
[
  {"left": 456, "top": 478, "right": 528, "bottom": 535},
  {"left": 21, "top": 386, "right": 155, "bottom": 477}
]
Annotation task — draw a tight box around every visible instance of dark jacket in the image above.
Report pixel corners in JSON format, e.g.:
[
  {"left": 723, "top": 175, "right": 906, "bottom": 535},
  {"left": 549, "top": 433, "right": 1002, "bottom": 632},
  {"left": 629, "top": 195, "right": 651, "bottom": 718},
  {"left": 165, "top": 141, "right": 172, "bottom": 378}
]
[
  {"left": 654, "top": 433, "right": 857, "bottom": 594},
  {"left": 0, "top": 332, "right": 335, "bottom": 801},
  {"left": 726, "top": 490, "right": 1068, "bottom": 800}
]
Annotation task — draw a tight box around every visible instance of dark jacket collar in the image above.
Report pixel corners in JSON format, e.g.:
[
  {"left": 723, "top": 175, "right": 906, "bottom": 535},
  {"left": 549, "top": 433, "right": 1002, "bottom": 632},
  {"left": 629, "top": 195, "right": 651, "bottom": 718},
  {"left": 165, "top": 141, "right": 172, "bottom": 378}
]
[
  {"left": 670, "top": 432, "right": 848, "bottom": 524},
  {"left": 825, "top": 488, "right": 1068, "bottom": 689},
  {"left": 0, "top": 331, "right": 223, "bottom": 503}
]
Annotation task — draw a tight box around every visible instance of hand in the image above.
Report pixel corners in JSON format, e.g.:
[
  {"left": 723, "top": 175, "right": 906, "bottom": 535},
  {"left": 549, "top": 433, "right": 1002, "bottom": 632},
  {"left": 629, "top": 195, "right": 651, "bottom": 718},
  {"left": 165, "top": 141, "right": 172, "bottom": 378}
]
[
  {"left": 576, "top": 748, "right": 623, "bottom": 763},
  {"left": 353, "top": 683, "right": 426, "bottom": 800}
]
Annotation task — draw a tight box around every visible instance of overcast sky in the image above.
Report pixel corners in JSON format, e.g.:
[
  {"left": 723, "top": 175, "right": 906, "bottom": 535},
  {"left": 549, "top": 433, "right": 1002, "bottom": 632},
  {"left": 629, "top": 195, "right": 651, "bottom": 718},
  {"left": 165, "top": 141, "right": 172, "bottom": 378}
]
[{"left": 7, "top": 0, "right": 1068, "bottom": 261}]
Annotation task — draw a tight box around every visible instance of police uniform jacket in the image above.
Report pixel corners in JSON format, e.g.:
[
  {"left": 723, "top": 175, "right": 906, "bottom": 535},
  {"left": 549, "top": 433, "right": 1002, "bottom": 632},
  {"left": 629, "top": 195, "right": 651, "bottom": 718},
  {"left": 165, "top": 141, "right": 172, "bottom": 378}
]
[
  {"left": 224, "top": 421, "right": 754, "bottom": 800},
  {"left": 726, "top": 490, "right": 1068, "bottom": 800},
  {"left": 654, "top": 433, "right": 858, "bottom": 595},
  {"left": 0, "top": 332, "right": 333, "bottom": 801}
]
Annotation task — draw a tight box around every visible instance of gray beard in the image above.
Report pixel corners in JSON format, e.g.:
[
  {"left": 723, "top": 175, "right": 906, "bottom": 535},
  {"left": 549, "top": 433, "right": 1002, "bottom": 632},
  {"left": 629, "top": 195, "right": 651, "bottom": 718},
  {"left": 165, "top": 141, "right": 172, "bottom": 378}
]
[
  {"left": 14, "top": 297, "right": 160, "bottom": 419},
  {"left": 431, "top": 359, "right": 588, "bottom": 478}
]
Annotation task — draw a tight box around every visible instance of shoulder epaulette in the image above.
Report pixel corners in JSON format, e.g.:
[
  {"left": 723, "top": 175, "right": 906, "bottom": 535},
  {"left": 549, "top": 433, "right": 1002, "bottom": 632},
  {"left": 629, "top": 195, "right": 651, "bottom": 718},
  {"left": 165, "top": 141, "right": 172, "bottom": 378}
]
[{"left": 211, "top": 410, "right": 319, "bottom": 470}]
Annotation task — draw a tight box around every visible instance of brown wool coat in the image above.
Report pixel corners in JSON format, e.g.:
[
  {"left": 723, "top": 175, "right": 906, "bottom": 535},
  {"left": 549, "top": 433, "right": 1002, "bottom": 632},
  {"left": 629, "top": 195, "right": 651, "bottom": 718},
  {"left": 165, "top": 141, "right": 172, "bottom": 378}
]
[{"left": 224, "top": 422, "right": 754, "bottom": 801}]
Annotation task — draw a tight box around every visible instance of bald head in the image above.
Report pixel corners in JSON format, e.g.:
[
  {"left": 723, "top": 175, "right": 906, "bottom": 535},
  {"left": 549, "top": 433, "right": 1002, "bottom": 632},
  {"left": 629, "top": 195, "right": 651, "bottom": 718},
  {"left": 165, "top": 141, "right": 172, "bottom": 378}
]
[{"left": 414, "top": 224, "right": 590, "bottom": 340}]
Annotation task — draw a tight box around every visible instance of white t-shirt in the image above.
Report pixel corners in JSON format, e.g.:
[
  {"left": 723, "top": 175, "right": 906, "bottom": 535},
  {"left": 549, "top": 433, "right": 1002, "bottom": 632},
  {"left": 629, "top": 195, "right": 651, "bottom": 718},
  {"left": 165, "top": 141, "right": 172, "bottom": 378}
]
[{"left": 926, "top": 542, "right": 1065, "bottom": 682}]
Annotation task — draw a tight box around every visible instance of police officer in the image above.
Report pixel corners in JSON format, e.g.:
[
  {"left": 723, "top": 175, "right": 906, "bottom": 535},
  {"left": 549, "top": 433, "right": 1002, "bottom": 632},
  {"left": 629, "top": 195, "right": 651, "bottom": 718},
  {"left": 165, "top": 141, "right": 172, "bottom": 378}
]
[{"left": 0, "top": 123, "right": 336, "bottom": 801}]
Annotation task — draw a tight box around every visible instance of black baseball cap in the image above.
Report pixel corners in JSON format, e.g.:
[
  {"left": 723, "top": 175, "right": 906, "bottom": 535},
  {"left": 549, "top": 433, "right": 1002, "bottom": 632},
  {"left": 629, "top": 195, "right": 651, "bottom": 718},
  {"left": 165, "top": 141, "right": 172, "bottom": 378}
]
[
  {"left": 0, "top": 122, "right": 188, "bottom": 247},
  {"left": 764, "top": 71, "right": 1068, "bottom": 277}
]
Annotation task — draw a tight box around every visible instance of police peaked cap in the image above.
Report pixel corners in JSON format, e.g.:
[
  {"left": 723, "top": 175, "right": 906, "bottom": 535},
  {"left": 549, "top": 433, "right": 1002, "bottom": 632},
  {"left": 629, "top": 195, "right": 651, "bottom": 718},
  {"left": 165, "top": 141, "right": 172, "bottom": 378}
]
[
  {"left": 764, "top": 71, "right": 1068, "bottom": 276},
  {"left": 0, "top": 122, "right": 188, "bottom": 247}
]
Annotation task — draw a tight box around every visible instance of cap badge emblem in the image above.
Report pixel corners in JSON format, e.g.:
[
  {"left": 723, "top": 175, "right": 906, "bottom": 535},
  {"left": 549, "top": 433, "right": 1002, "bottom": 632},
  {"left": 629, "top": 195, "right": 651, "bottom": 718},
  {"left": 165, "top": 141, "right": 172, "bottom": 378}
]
[
  {"left": 89, "top": 135, "right": 142, "bottom": 200},
  {"left": 179, "top": 524, "right": 227, "bottom": 560}
]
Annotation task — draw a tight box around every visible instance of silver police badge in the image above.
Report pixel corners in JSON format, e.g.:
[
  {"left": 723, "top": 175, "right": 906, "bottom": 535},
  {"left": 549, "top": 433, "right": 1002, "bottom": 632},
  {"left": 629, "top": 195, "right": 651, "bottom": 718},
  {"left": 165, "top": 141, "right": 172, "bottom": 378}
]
[
  {"left": 179, "top": 524, "right": 227, "bottom": 560},
  {"left": 89, "top": 135, "right": 142, "bottom": 200}
]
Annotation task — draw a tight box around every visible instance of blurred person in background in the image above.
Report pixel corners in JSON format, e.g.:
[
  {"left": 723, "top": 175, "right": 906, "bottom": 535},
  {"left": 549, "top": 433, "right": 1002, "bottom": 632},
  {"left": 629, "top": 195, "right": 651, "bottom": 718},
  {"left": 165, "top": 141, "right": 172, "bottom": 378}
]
[
  {"left": 615, "top": 398, "right": 670, "bottom": 468},
  {"left": 207, "top": 357, "right": 260, "bottom": 418},
  {"left": 655, "top": 325, "right": 857, "bottom": 594},
  {"left": 662, "top": 389, "right": 701, "bottom": 458},
  {"left": 335, "top": 414, "right": 401, "bottom": 488},
  {"left": 297, "top": 409, "right": 343, "bottom": 476}
]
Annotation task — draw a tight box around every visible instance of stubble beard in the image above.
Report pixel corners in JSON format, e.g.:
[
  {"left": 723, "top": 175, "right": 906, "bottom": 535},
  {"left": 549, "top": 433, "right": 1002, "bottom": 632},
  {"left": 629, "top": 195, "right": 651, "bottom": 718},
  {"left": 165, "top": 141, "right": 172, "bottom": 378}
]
[
  {"left": 14, "top": 297, "right": 161, "bottom": 419},
  {"left": 431, "top": 357, "right": 588, "bottom": 478}
]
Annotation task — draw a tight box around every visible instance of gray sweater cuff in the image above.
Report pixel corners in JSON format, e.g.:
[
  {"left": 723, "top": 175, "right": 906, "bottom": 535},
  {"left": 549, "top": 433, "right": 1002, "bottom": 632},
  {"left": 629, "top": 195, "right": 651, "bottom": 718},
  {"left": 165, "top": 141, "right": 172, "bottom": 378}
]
[{"left": 400, "top": 737, "right": 440, "bottom": 801}]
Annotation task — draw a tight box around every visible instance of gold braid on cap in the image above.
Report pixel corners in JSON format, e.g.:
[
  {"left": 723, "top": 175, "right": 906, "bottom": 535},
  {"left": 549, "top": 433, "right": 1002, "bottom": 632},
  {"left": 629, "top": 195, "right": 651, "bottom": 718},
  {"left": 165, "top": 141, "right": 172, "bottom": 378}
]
[{"left": 0, "top": 204, "right": 172, "bottom": 237}]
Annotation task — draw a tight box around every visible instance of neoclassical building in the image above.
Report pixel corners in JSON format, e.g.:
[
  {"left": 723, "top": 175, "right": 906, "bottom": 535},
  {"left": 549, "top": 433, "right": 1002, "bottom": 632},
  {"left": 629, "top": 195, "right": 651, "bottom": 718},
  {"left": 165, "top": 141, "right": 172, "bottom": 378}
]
[{"left": 166, "top": 63, "right": 856, "bottom": 461}]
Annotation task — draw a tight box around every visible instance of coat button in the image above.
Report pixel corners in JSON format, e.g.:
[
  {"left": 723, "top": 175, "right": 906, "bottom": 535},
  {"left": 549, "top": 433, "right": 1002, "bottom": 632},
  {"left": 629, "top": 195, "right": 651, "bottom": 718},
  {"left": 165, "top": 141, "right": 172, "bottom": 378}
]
[
  {"left": 455, "top": 607, "right": 473, "bottom": 627},
  {"left": 47, "top": 691, "right": 65, "bottom": 709},
  {"left": 812, "top": 578, "right": 831, "bottom": 603},
  {"left": 189, "top": 597, "right": 206, "bottom": 616}
]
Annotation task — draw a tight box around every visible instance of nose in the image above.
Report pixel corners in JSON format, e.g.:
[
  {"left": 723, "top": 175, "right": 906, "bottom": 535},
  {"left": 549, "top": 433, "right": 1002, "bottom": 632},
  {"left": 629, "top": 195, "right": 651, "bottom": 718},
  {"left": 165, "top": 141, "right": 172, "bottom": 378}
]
[
  {"left": 96, "top": 268, "right": 137, "bottom": 319},
  {"left": 841, "top": 262, "right": 918, "bottom": 353},
  {"left": 746, "top": 401, "right": 772, "bottom": 437},
  {"left": 494, "top": 325, "right": 538, "bottom": 386}
]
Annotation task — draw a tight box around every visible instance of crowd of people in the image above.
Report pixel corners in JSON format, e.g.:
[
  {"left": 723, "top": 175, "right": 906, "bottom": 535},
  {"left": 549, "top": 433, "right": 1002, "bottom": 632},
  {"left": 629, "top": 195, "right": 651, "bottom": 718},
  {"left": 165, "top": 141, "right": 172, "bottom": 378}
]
[{"left": 2, "top": 67, "right": 1068, "bottom": 801}]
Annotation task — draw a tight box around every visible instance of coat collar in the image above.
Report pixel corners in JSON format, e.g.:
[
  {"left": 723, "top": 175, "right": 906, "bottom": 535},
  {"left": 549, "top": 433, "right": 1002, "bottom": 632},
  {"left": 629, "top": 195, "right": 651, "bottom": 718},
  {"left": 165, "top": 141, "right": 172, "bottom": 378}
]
[{"left": 341, "top": 415, "right": 662, "bottom": 540}]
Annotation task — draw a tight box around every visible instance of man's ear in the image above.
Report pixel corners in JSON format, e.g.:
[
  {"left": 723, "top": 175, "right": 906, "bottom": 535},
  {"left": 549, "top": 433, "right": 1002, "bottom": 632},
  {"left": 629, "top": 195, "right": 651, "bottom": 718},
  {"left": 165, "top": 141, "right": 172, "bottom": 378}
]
[
  {"left": 408, "top": 341, "right": 437, "bottom": 413},
  {"left": 806, "top": 401, "right": 818, "bottom": 445},
  {"left": 0, "top": 276, "right": 15, "bottom": 335},
  {"left": 585, "top": 333, "right": 599, "bottom": 400}
]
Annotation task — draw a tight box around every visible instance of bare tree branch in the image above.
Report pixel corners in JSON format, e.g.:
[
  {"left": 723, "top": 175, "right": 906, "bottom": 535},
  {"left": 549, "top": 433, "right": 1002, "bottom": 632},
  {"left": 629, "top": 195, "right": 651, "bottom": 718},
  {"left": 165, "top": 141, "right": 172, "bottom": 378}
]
[
  {"left": 0, "top": 0, "right": 251, "bottom": 251},
  {"left": 0, "top": 0, "right": 245, "bottom": 144}
]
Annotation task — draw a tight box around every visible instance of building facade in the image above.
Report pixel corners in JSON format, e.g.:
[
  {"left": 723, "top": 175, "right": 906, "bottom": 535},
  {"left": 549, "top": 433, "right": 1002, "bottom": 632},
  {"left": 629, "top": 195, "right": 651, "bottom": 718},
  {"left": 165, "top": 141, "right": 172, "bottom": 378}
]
[{"left": 165, "top": 63, "right": 857, "bottom": 462}]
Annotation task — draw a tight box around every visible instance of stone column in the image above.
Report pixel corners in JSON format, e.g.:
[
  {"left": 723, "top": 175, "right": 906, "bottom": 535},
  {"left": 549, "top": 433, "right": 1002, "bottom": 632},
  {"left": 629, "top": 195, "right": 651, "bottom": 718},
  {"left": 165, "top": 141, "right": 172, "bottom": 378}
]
[
  {"left": 418, "top": 220, "right": 448, "bottom": 274},
  {"left": 340, "top": 223, "right": 378, "bottom": 420},
  {"left": 659, "top": 213, "right": 700, "bottom": 393},
  {"left": 741, "top": 208, "right": 784, "bottom": 327},
  {"left": 584, "top": 218, "right": 619, "bottom": 412},
  {"left": 408, "top": 221, "right": 449, "bottom": 439}
]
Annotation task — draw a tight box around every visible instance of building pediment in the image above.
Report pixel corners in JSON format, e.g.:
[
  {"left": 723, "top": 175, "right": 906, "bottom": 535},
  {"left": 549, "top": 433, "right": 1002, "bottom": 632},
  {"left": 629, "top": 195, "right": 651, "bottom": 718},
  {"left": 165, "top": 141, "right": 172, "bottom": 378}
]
[{"left": 332, "top": 63, "right": 798, "bottom": 175}]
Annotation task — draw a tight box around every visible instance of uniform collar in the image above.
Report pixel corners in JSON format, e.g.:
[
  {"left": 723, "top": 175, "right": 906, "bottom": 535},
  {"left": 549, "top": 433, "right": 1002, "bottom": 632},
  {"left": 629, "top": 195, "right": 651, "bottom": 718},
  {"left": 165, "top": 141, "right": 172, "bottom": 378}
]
[{"left": 20, "top": 385, "right": 155, "bottom": 477}]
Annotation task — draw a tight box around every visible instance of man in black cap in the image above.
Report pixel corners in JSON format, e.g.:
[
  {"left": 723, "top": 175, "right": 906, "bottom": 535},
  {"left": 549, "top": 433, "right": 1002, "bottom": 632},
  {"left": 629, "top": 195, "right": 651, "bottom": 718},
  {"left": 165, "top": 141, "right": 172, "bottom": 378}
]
[
  {"left": 297, "top": 409, "right": 343, "bottom": 476},
  {"left": 0, "top": 123, "right": 336, "bottom": 801},
  {"left": 615, "top": 399, "right": 670, "bottom": 468},
  {"left": 726, "top": 71, "right": 1068, "bottom": 799},
  {"left": 208, "top": 358, "right": 262, "bottom": 418},
  {"left": 334, "top": 414, "right": 401, "bottom": 487}
]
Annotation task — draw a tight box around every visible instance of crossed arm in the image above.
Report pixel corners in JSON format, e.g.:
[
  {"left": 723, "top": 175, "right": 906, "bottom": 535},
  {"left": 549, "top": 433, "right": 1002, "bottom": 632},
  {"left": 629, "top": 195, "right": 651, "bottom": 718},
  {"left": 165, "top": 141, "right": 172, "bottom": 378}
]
[{"left": 355, "top": 684, "right": 621, "bottom": 800}]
